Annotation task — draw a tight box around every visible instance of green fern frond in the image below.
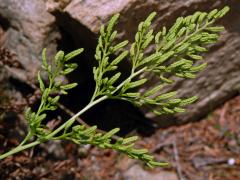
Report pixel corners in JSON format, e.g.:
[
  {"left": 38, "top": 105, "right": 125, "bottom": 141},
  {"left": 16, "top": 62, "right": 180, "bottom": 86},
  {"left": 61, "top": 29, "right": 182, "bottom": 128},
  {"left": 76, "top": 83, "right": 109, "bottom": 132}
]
[{"left": 0, "top": 6, "right": 230, "bottom": 168}]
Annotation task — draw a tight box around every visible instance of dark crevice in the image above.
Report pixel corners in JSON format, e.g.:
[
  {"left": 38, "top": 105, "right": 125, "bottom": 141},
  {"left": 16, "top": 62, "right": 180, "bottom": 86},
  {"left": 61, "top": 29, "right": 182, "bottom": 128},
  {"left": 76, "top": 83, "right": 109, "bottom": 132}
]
[
  {"left": 0, "top": 15, "right": 10, "bottom": 31},
  {"left": 8, "top": 77, "right": 34, "bottom": 97}
]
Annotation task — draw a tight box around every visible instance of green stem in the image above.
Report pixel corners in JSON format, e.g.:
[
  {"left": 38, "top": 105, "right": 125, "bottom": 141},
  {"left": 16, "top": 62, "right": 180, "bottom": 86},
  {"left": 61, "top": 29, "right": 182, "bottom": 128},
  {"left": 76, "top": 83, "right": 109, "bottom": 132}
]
[
  {"left": 0, "top": 141, "right": 40, "bottom": 160},
  {"left": 0, "top": 34, "right": 147, "bottom": 161},
  {"left": 45, "top": 95, "right": 108, "bottom": 139},
  {"left": 112, "top": 67, "right": 146, "bottom": 94},
  {"left": 0, "top": 96, "right": 108, "bottom": 160},
  {"left": 173, "top": 21, "right": 213, "bottom": 50},
  {"left": 18, "top": 132, "right": 32, "bottom": 146}
]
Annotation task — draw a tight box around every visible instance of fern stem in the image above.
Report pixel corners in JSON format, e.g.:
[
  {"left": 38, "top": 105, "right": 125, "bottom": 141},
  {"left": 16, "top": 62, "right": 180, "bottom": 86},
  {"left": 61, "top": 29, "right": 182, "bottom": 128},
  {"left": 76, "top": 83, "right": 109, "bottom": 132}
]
[
  {"left": 112, "top": 67, "right": 146, "bottom": 94},
  {"left": 18, "top": 132, "right": 32, "bottom": 146},
  {"left": 43, "top": 67, "right": 146, "bottom": 140},
  {"left": 0, "top": 141, "right": 40, "bottom": 160},
  {"left": 0, "top": 96, "right": 108, "bottom": 160},
  {"left": 45, "top": 95, "right": 108, "bottom": 139}
]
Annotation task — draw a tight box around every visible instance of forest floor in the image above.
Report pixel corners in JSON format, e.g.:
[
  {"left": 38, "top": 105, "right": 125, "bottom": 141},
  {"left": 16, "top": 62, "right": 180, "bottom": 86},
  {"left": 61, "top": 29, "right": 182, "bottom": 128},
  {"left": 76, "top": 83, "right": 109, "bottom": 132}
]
[{"left": 0, "top": 94, "right": 240, "bottom": 180}]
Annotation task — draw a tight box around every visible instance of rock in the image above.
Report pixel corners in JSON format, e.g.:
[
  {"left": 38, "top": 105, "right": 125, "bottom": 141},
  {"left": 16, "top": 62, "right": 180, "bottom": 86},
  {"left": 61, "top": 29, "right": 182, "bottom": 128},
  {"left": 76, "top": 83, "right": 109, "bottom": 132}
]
[
  {"left": 123, "top": 165, "right": 178, "bottom": 180},
  {"left": 46, "top": 0, "right": 71, "bottom": 12},
  {"left": 50, "top": 0, "right": 240, "bottom": 126},
  {"left": 42, "top": 141, "right": 66, "bottom": 160},
  {"left": 0, "top": 0, "right": 60, "bottom": 79},
  {"left": 0, "top": 47, "right": 24, "bottom": 115}
]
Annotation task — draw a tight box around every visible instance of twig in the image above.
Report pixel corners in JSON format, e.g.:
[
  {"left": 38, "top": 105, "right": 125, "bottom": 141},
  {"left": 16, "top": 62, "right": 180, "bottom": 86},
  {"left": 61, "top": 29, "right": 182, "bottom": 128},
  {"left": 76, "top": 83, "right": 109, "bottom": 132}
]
[
  {"left": 150, "top": 138, "right": 174, "bottom": 153},
  {"left": 192, "top": 156, "right": 227, "bottom": 169},
  {"left": 173, "top": 139, "right": 185, "bottom": 180},
  {"left": 57, "top": 102, "right": 89, "bottom": 127},
  {"left": 219, "top": 102, "right": 228, "bottom": 125},
  {"left": 150, "top": 137, "right": 185, "bottom": 180}
]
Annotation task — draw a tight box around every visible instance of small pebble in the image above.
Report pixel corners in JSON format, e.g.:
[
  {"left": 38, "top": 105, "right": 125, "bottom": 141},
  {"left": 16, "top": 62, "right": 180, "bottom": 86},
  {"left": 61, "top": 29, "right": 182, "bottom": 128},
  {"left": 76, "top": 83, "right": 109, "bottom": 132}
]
[{"left": 228, "top": 158, "right": 235, "bottom": 166}]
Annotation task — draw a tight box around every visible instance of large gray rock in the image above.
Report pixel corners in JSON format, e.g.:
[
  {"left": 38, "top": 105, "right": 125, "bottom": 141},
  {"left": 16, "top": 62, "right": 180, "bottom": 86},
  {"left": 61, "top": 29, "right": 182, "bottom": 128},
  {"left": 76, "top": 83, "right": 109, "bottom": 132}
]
[
  {"left": 0, "top": 0, "right": 60, "bottom": 79},
  {"left": 51, "top": 0, "right": 240, "bottom": 126}
]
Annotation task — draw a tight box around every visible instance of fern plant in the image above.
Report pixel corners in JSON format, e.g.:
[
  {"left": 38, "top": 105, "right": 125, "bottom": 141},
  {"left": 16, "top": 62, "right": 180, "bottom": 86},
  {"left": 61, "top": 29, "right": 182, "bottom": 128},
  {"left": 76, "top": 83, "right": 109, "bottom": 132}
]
[{"left": 0, "top": 6, "right": 229, "bottom": 167}]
